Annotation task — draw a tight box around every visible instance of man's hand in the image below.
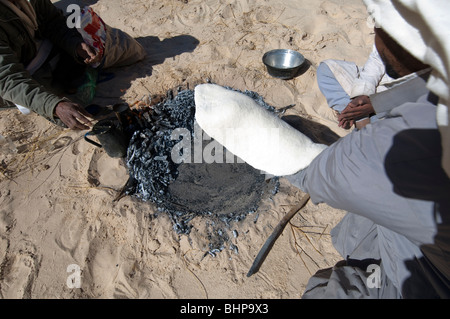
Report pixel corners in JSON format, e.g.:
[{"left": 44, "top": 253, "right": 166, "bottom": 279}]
[
  {"left": 54, "top": 101, "right": 93, "bottom": 130},
  {"left": 76, "top": 42, "right": 101, "bottom": 65},
  {"left": 338, "top": 95, "right": 375, "bottom": 129}
]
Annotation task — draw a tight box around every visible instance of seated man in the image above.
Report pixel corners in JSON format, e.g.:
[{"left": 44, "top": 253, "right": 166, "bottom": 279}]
[
  {"left": 317, "top": 30, "right": 430, "bottom": 129},
  {"left": 0, "top": 0, "right": 145, "bottom": 130},
  {"left": 288, "top": 17, "right": 450, "bottom": 298}
]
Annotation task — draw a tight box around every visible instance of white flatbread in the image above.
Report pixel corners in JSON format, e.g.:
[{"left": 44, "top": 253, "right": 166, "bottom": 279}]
[{"left": 194, "top": 84, "right": 327, "bottom": 176}]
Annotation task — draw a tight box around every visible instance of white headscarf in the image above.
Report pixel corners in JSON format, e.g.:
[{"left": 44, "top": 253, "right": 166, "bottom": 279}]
[{"left": 364, "top": 0, "right": 450, "bottom": 177}]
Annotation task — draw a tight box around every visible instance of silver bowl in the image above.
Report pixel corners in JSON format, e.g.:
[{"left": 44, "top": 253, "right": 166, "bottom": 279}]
[{"left": 262, "top": 49, "right": 306, "bottom": 80}]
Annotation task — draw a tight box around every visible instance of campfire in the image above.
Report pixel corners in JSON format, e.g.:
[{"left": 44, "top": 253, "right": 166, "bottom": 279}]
[{"left": 101, "top": 85, "right": 280, "bottom": 254}]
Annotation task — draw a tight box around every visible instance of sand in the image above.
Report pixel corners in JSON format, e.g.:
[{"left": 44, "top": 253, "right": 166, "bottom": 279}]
[{"left": 0, "top": 0, "right": 374, "bottom": 298}]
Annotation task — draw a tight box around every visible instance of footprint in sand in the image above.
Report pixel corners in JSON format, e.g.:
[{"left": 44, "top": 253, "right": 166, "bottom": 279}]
[
  {"left": 0, "top": 240, "right": 39, "bottom": 299},
  {"left": 51, "top": 136, "right": 73, "bottom": 151},
  {"left": 87, "top": 149, "right": 128, "bottom": 188}
]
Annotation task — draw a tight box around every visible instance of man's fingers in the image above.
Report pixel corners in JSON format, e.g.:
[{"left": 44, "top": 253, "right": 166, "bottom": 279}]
[
  {"left": 71, "top": 105, "right": 93, "bottom": 127},
  {"left": 69, "top": 115, "right": 91, "bottom": 130},
  {"left": 74, "top": 121, "right": 91, "bottom": 130},
  {"left": 75, "top": 105, "right": 93, "bottom": 120},
  {"left": 87, "top": 47, "right": 97, "bottom": 59},
  {"left": 72, "top": 108, "right": 92, "bottom": 129},
  {"left": 81, "top": 42, "right": 97, "bottom": 58},
  {"left": 65, "top": 116, "right": 89, "bottom": 130},
  {"left": 338, "top": 117, "right": 354, "bottom": 129},
  {"left": 75, "top": 114, "right": 92, "bottom": 126},
  {"left": 79, "top": 42, "right": 101, "bottom": 65},
  {"left": 340, "top": 105, "right": 373, "bottom": 120},
  {"left": 338, "top": 112, "right": 357, "bottom": 121},
  {"left": 347, "top": 101, "right": 360, "bottom": 108},
  {"left": 341, "top": 106, "right": 362, "bottom": 115}
]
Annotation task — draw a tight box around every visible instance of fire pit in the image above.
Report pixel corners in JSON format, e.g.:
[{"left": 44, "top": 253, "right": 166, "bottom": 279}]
[{"left": 123, "top": 85, "right": 279, "bottom": 254}]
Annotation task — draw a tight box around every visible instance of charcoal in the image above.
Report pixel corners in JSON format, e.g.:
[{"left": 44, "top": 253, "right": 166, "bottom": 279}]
[{"left": 230, "top": 243, "right": 239, "bottom": 254}]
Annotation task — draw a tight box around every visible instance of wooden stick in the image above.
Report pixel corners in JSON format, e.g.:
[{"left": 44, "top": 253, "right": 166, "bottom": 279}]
[{"left": 247, "top": 193, "right": 311, "bottom": 277}]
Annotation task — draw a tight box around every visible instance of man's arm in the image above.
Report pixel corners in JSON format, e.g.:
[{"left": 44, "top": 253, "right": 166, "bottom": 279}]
[
  {"left": 286, "top": 100, "right": 441, "bottom": 243},
  {"left": 33, "top": 0, "right": 100, "bottom": 65},
  {"left": 337, "top": 45, "right": 386, "bottom": 129},
  {"left": 0, "top": 36, "right": 92, "bottom": 129},
  {"left": 350, "top": 45, "right": 386, "bottom": 98},
  {"left": 0, "top": 37, "right": 65, "bottom": 120}
]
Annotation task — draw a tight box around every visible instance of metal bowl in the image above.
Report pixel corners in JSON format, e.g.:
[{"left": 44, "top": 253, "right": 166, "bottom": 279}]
[{"left": 262, "top": 49, "right": 306, "bottom": 80}]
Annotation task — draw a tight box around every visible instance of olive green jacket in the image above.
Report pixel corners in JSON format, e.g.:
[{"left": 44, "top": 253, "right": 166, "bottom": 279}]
[{"left": 0, "top": 0, "right": 83, "bottom": 121}]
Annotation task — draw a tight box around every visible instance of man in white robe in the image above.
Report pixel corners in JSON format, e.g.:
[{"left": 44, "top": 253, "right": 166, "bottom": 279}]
[{"left": 287, "top": 4, "right": 450, "bottom": 298}]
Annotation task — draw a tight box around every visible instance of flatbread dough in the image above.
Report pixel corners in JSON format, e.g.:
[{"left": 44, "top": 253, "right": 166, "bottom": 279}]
[{"left": 194, "top": 84, "right": 327, "bottom": 176}]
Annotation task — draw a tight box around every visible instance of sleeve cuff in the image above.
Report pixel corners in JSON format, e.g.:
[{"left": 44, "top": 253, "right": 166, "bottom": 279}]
[
  {"left": 350, "top": 81, "right": 376, "bottom": 98},
  {"left": 42, "top": 96, "right": 69, "bottom": 123}
]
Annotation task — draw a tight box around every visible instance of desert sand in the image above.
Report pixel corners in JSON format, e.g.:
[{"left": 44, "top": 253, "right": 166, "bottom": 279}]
[{"left": 0, "top": 0, "right": 374, "bottom": 299}]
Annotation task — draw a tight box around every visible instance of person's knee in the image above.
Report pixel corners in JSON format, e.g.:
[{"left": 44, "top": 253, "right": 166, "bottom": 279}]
[
  {"left": 316, "top": 61, "right": 335, "bottom": 85},
  {"left": 315, "top": 61, "right": 351, "bottom": 113}
]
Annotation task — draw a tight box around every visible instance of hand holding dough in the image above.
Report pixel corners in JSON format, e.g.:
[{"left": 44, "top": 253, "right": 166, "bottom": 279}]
[{"left": 194, "top": 84, "right": 327, "bottom": 176}]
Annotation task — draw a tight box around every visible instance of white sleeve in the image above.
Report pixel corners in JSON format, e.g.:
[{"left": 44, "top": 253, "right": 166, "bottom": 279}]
[{"left": 350, "top": 45, "right": 386, "bottom": 98}]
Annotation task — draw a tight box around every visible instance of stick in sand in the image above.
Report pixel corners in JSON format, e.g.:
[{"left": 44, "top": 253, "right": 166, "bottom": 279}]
[{"left": 247, "top": 193, "right": 311, "bottom": 277}]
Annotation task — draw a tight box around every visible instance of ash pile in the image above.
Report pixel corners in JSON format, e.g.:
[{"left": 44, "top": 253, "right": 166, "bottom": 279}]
[{"left": 125, "top": 86, "right": 279, "bottom": 254}]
